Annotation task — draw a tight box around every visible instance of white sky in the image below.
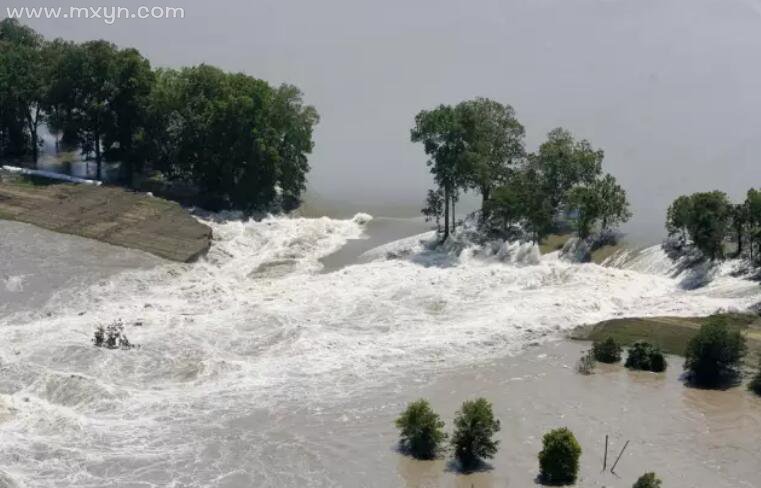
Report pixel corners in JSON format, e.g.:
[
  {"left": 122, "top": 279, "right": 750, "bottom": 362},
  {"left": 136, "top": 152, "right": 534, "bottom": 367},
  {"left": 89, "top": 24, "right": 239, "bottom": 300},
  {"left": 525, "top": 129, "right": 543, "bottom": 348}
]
[{"left": 12, "top": 0, "right": 761, "bottom": 237}]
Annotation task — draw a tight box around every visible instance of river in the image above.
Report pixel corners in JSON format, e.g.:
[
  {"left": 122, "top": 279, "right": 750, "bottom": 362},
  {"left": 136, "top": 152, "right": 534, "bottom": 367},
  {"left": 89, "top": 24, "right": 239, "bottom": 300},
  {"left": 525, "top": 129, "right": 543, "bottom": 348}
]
[{"left": 0, "top": 213, "right": 759, "bottom": 487}]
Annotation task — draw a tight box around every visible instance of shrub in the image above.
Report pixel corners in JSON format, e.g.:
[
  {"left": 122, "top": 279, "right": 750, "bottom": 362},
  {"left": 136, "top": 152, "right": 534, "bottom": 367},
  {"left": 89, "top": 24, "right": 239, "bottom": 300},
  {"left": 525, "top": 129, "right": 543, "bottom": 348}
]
[
  {"left": 684, "top": 317, "right": 746, "bottom": 386},
  {"left": 450, "top": 398, "right": 500, "bottom": 469},
  {"left": 92, "top": 320, "right": 134, "bottom": 349},
  {"left": 395, "top": 399, "right": 447, "bottom": 459},
  {"left": 625, "top": 342, "right": 667, "bottom": 372},
  {"left": 593, "top": 337, "right": 622, "bottom": 363},
  {"left": 633, "top": 472, "right": 662, "bottom": 488},
  {"left": 538, "top": 427, "right": 581, "bottom": 485},
  {"left": 749, "top": 360, "right": 761, "bottom": 396},
  {"left": 576, "top": 349, "right": 595, "bottom": 375}
]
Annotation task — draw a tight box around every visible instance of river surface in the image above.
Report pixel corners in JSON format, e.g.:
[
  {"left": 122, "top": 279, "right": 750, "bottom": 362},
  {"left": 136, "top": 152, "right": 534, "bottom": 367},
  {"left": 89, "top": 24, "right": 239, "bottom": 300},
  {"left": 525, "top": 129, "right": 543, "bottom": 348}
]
[{"left": 0, "top": 213, "right": 760, "bottom": 487}]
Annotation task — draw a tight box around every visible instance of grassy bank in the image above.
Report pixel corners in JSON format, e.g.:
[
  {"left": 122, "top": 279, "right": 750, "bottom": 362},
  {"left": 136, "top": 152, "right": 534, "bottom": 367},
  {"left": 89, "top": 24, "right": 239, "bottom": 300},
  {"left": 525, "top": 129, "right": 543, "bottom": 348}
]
[
  {"left": 571, "top": 313, "right": 761, "bottom": 360},
  {"left": 0, "top": 171, "right": 212, "bottom": 262}
]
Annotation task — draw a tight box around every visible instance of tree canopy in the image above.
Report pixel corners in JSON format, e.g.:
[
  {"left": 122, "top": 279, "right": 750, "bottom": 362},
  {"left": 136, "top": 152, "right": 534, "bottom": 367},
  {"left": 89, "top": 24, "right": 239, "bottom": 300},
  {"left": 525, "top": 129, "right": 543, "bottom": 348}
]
[{"left": 0, "top": 19, "right": 318, "bottom": 211}]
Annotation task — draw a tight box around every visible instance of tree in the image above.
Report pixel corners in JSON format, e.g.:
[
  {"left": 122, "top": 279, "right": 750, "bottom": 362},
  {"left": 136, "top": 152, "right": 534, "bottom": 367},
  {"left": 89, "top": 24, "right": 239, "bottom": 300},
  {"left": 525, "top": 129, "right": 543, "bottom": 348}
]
[
  {"left": 411, "top": 105, "right": 467, "bottom": 241},
  {"left": 0, "top": 19, "right": 47, "bottom": 162},
  {"left": 685, "top": 191, "right": 732, "bottom": 260},
  {"left": 450, "top": 398, "right": 501, "bottom": 469},
  {"left": 144, "top": 65, "right": 318, "bottom": 210},
  {"left": 533, "top": 128, "right": 603, "bottom": 216},
  {"left": 731, "top": 202, "right": 749, "bottom": 257},
  {"left": 745, "top": 189, "right": 761, "bottom": 262},
  {"left": 538, "top": 428, "right": 582, "bottom": 485},
  {"left": 633, "top": 472, "right": 662, "bottom": 488},
  {"left": 625, "top": 342, "right": 667, "bottom": 372},
  {"left": 594, "top": 174, "right": 631, "bottom": 232},
  {"left": 567, "top": 185, "right": 602, "bottom": 239},
  {"left": 666, "top": 194, "right": 692, "bottom": 243},
  {"left": 684, "top": 317, "right": 747, "bottom": 387},
  {"left": 487, "top": 182, "right": 525, "bottom": 232},
  {"left": 395, "top": 399, "right": 447, "bottom": 459},
  {"left": 422, "top": 189, "right": 444, "bottom": 232},
  {"left": 456, "top": 97, "right": 525, "bottom": 217},
  {"left": 103, "top": 47, "right": 154, "bottom": 184},
  {"left": 593, "top": 337, "right": 622, "bottom": 363}
]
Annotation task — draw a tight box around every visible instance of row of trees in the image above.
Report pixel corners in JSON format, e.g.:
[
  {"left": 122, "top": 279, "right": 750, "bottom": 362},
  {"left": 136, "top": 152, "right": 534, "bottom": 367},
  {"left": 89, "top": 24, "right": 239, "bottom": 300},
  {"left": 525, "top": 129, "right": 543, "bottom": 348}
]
[
  {"left": 0, "top": 19, "right": 318, "bottom": 210},
  {"left": 412, "top": 99, "right": 631, "bottom": 242},
  {"left": 395, "top": 398, "right": 661, "bottom": 486},
  {"left": 666, "top": 189, "right": 761, "bottom": 262}
]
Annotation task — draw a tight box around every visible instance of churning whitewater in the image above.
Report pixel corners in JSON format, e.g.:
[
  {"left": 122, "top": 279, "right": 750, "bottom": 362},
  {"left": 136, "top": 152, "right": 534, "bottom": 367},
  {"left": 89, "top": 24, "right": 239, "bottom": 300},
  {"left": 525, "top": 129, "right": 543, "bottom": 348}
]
[{"left": 0, "top": 214, "right": 759, "bottom": 487}]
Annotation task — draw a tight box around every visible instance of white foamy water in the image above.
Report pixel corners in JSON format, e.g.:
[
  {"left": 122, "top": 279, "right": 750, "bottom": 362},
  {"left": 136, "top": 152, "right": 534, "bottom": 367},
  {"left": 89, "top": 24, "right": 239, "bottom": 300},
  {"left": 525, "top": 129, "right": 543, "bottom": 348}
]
[{"left": 0, "top": 214, "right": 759, "bottom": 487}]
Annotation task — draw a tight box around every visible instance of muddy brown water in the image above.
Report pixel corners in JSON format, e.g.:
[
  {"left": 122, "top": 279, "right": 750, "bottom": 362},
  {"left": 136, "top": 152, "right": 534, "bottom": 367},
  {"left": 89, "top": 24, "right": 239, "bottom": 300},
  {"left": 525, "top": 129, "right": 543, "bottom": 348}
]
[{"left": 268, "top": 340, "right": 761, "bottom": 488}]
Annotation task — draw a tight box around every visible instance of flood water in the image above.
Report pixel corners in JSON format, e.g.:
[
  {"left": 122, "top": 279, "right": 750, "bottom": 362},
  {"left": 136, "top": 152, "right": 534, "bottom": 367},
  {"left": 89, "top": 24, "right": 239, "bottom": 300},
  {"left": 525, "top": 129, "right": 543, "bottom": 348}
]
[{"left": 0, "top": 212, "right": 759, "bottom": 487}]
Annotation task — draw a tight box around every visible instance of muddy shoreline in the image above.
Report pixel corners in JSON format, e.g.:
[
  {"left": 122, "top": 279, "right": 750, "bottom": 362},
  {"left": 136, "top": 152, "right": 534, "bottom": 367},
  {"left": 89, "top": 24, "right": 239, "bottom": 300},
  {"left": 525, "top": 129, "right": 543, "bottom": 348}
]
[{"left": 0, "top": 171, "right": 211, "bottom": 262}]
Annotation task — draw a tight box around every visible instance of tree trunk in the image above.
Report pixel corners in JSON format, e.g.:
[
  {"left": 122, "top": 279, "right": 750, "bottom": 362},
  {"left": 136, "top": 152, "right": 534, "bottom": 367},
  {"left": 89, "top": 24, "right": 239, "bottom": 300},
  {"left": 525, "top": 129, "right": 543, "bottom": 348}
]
[
  {"left": 26, "top": 107, "right": 39, "bottom": 163},
  {"left": 95, "top": 135, "right": 102, "bottom": 181},
  {"left": 442, "top": 186, "right": 450, "bottom": 242},
  {"left": 736, "top": 224, "right": 743, "bottom": 257},
  {"left": 451, "top": 196, "right": 456, "bottom": 234},
  {"left": 480, "top": 186, "right": 490, "bottom": 223}
]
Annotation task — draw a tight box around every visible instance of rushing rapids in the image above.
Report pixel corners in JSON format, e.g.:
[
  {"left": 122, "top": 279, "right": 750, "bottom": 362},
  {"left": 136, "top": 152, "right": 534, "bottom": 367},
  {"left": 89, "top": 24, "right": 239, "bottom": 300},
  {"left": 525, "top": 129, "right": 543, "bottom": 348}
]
[{"left": 0, "top": 214, "right": 759, "bottom": 487}]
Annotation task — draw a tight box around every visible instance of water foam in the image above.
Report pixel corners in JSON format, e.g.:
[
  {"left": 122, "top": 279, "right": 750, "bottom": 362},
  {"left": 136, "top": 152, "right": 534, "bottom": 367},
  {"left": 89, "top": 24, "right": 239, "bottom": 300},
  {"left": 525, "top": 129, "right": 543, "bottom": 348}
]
[{"left": 0, "top": 213, "right": 758, "bottom": 486}]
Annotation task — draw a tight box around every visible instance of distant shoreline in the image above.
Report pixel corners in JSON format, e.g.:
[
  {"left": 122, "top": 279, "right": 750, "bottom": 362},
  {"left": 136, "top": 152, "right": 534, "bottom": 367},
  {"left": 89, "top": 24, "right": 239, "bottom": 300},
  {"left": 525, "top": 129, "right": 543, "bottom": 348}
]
[{"left": 0, "top": 170, "right": 212, "bottom": 263}]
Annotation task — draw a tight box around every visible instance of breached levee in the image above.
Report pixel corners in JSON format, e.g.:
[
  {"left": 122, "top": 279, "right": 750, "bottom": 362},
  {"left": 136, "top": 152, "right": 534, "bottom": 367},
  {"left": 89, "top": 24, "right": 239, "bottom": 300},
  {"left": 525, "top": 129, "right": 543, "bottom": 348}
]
[{"left": 0, "top": 171, "right": 211, "bottom": 262}]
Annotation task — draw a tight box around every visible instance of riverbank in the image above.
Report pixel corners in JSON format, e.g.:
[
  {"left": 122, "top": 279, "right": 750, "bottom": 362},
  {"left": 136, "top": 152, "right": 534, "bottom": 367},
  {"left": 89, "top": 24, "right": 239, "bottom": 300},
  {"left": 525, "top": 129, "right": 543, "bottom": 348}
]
[
  {"left": 571, "top": 313, "right": 761, "bottom": 361},
  {"left": 0, "top": 171, "right": 211, "bottom": 262}
]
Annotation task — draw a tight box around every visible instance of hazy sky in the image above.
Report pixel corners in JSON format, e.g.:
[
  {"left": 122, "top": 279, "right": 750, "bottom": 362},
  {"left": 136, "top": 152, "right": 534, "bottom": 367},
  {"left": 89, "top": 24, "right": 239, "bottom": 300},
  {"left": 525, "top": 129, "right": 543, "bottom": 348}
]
[{"left": 11, "top": 0, "right": 761, "bottom": 237}]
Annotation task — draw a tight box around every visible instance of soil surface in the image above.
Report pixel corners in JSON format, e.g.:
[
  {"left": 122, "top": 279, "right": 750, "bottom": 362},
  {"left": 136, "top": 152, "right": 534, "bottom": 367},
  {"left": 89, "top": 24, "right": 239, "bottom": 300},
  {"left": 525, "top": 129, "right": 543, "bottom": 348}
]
[{"left": 0, "top": 171, "right": 211, "bottom": 262}]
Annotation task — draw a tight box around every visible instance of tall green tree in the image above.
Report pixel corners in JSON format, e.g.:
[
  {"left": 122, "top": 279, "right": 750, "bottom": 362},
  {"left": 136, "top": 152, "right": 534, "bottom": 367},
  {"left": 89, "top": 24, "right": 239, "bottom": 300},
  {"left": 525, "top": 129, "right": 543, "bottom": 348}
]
[
  {"left": 666, "top": 194, "right": 692, "bottom": 243},
  {"left": 456, "top": 97, "right": 525, "bottom": 216},
  {"left": 533, "top": 127, "right": 603, "bottom": 216},
  {"left": 592, "top": 173, "right": 631, "bottom": 232},
  {"left": 0, "top": 19, "right": 47, "bottom": 161},
  {"left": 411, "top": 105, "right": 467, "bottom": 241},
  {"left": 685, "top": 191, "right": 732, "bottom": 260}
]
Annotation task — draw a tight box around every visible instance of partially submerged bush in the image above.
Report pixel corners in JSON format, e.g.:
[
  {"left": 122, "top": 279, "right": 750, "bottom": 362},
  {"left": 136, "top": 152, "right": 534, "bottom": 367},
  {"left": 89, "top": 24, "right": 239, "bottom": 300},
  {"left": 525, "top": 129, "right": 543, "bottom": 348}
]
[
  {"left": 576, "top": 349, "right": 596, "bottom": 375},
  {"left": 625, "top": 342, "right": 667, "bottom": 372},
  {"left": 593, "top": 337, "right": 622, "bottom": 363},
  {"left": 684, "top": 317, "right": 746, "bottom": 387},
  {"left": 538, "top": 427, "right": 581, "bottom": 485},
  {"left": 451, "top": 398, "right": 501, "bottom": 469},
  {"left": 395, "top": 399, "right": 447, "bottom": 459},
  {"left": 93, "top": 320, "right": 134, "bottom": 349},
  {"left": 633, "top": 472, "right": 662, "bottom": 488}
]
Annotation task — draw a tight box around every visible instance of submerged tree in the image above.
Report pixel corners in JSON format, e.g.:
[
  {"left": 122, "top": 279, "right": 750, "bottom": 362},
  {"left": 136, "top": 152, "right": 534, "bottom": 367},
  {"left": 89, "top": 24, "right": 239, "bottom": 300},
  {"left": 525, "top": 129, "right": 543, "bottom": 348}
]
[
  {"left": 395, "top": 399, "right": 447, "bottom": 459},
  {"left": 450, "top": 398, "right": 501, "bottom": 469}
]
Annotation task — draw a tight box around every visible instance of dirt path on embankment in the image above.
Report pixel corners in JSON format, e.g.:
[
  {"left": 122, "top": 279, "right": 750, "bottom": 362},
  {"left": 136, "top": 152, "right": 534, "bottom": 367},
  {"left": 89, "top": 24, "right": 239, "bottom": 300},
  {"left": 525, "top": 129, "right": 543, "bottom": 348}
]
[{"left": 0, "top": 172, "right": 211, "bottom": 262}]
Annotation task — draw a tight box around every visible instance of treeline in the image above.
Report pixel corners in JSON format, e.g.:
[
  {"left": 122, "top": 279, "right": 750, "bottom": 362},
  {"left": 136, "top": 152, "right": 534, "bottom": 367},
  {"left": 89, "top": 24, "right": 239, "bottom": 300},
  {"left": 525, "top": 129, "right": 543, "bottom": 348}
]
[
  {"left": 411, "top": 98, "right": 631, "bottom": 242},
  {"left": 0, "top": 19, "right": 318, "bottom": 210},
  {"left": 666, "top": 189, "right": 761, "bottom": 262}
]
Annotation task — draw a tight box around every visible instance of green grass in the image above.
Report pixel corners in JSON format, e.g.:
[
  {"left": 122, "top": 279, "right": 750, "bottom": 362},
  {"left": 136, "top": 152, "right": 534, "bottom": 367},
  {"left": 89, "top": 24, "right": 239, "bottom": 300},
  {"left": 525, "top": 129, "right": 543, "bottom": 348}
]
[
  {"left": 571, "top": 313, "right": 761, "bottom": 360},
  {"left": 539, "top": 234, "right": 572, "bottom": 255}
]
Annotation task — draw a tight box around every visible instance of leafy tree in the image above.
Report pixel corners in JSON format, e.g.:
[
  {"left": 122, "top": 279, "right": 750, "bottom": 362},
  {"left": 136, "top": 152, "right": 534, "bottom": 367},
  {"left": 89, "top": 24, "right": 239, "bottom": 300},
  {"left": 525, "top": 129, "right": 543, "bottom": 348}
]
[
  {"left": 538, "top": 427, "right": 582, "bottom": 485},
  {"left": 0, "top": 19, "right": 47, "bottom": 161},
  {"left": 593, "top": 337, "right": 622, "bottom": 363},
  {"left": 487, "top": 182, "right": 525, "bottom": 232},
  {"left": 145, "top": 66, "right": 317, "bottom": 210},
  {"left": 576, "top": 348, "right": 596, "bottom": 375},
  {"left": 450, "top": 398, "right": 501, "bottom": 469},
  {"left": 422, "top": 188, "right": 444, "bottom": 232},
  {"left": 567, "top": 184, "right": 601, "bottom": 239},
  {"left": 594, "top": 174, "right": 631, "bottom": 232},
  {"left": 456, "top": 97, "right": 525, "bottom": 216},
  {"left": 395, "top": 399, "right": 447, "bottom": 459},
  {"left": 411, "top": 105, "right": 468, "bottom": 241},
  {"left": 731, "top": 202, "right": 749, "bottom": 257},
  {"left": 625, "top": 342, "right": 667, "bottom": 372},
  {"left": 745, "top": 188, "right": 761, "bottom": 262},
  {"left": 684, "top": 317, "right": 747, "bottom": 387},
  {"left": 633, "top": 472, "right": 662, "bottom": 488},
  {"left": 533, "top": 128, "right": 603, "bottom": 216},
  {"left": 666, "top": 194, "right": 692, "bottom": 243},
  {"left": 685, "top": 191, "right": 732, "bottom": 260}
]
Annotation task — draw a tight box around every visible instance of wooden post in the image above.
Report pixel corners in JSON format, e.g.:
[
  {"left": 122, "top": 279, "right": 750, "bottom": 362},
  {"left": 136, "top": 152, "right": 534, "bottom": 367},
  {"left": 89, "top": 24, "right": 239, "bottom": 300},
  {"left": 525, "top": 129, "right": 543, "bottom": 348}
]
[
  {"left": 610, "top": 440, "right": 630, "bottom": 474},
  {"left": 602, "top": 435, "right": 608, "bottom": 471}
]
